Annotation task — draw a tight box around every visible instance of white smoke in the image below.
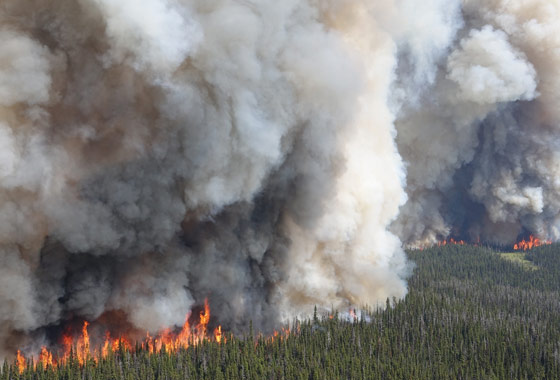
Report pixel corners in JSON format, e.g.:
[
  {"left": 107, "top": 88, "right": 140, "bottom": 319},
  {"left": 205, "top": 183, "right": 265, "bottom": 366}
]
[
  {"left": 0, "top": 0, "right": 559, "bottom": 360},
  {"left": 447, "top": 26, "right": 537, "bottom": 104}
]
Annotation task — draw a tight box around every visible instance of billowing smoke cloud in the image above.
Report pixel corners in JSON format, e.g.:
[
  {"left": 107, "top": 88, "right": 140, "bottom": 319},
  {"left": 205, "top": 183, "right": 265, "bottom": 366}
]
[
  {"left": 1, "top": 0, "right": 559, "bottom": 359},
  {"left": 391, "top": 0, "right": 560, "bottom": 246},
  {"left": 0, "top": 0, "right": 409, "bottom": 358}
]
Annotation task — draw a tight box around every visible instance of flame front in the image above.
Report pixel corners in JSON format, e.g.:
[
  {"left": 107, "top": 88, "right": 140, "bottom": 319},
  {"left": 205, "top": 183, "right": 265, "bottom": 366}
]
[
  {"left": 417, "top": 237, "right": 468, "bottom": 250},
  {"left": 39, "top": 346, "right": 53, "bottom": 368},
  {"left": 513, "top": 236, "right": 552, "bottom": 251},
  {"left": 14, "top": 298, "right": 222, "bottom": 371},
  {"left": 437, "top": 238, "right": 466, "bottom": 247}
]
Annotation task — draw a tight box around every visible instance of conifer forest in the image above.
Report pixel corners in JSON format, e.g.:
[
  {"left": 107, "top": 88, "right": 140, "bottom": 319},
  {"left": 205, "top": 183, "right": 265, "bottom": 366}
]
[{"left": 5, "top": 244, "right": 560, "bottom": 380}]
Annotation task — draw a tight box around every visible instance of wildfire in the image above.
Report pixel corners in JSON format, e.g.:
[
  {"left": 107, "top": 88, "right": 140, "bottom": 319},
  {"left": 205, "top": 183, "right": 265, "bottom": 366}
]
[
  {"left": 416, "top": 237, "right": 468, "bottom": 250},
  {"left": 214, "top": 326, "right": 222, "bottom": 343},
  {"left": 16, "top": 350, "right": 25, "bottom": 373},
  {"left": 437, "top": 238, "right": 466, "bottom": 247},
  {"left": 513, "top": 235, "right": 552, "bottom": 251},
  {"left": 422, "top": 235, "right": 553, "bottom": 252},
  {"left": 198, "top": 299, "right": 210, "bottom": 336},
  {"left": 14, "top": 298, "right": 222, "bottom": 373},
  {"left": 262, "top": 327, "right": 291, "bottom": 345},
  {"left": 39, "top": 347, "right": 53, "bottom": 368},
  {"left": 76, "top": 321, "right": 90, "bottom": 365}
]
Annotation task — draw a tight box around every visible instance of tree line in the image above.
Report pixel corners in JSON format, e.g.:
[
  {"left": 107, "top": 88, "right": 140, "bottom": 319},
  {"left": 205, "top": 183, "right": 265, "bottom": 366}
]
[{"left": 4, "top": 243, "right": 560, "bottom": 379}]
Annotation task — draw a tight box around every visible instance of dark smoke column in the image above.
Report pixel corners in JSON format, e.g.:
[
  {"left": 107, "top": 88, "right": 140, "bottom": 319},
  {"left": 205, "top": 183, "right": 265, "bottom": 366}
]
[{"left": 0, "top": 0, "right": 410, "bottom": 358}]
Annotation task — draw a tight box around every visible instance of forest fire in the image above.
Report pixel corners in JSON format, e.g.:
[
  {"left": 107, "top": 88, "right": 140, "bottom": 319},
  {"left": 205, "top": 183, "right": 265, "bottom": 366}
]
[
  {"left": 513, "top": 236, "right": 552, "bottom": 251},
  {"left": 432, "top": 236, "right": 553, "bottom": 251},
  {"left": 14, "top": 299, "right": 223, "bottom": 373},
  {"left": 16, "top": 351, "right": 25, "bottom": 374},
  {"left": 437, "top": 238, "right": 466, "bottom": 247},
  {"left": 416, "top": 238, "right": 467, "bottom": 250}
]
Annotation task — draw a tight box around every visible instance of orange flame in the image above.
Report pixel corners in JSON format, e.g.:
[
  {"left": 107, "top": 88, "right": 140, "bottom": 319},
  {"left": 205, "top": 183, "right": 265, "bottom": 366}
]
[
  {"left": 175, "top": 312, "right": 191, "bottom": 349},
  {"left": 214, "top": 325, "right": 222, "bottom": 343},
  {"left": 266, "top": 327, "right": 290, "bottom": 344},
  {"left": 101, "top": 332, "right": 110, "bottom": 358},
  {"left": 39, "top": 346, "right": 53, "bottom": 368},
  {"left": 16, "top": 350, "right": 25, "bottom": 373},
  {"left": 76, "top": 321, "right": 90, "bottom": 365},
  {"left": 417, "top": 237, "right": 468, "bottom": 250},
  {"left": 437, "top": 238, "right": 465, "bottom": 247},
  {"left": 513, "top": 235, "right": 552, "bottom": 251},
  {"left": 14, "top": 298, "right": 223, "bottom": 370},
  {"left": 198, "top": 299, "right": 210, "bottom": 337}
]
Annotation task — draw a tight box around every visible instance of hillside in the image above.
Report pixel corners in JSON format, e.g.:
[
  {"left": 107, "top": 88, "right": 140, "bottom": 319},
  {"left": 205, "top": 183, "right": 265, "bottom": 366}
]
[{"left": 5, "top": 244, "right": 560, "bottom": 380}]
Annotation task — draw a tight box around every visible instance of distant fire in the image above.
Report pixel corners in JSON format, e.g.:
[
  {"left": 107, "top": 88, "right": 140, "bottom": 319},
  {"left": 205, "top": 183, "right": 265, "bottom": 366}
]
[
  {"left": 437, "top": 238, "right": 466, "bottom": 247},
  {"left": 415, "top": 237, "right": 468, "bottom": 250},
  {"left": 513, "top": 235, "right": 552, "bottom": 251},
  {"left": 428, "top": 235, "right": 553, "bottom": 251},
  {"left": 14, "top": 299, "right": 223, "bottom": 373}
]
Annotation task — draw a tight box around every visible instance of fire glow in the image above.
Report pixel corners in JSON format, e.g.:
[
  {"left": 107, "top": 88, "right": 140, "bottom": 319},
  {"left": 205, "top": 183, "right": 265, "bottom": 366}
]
[
  {"left": 437, "top": 238, "right": 466, "bottom": 247},
  {"left": 15, "top": 299, "right": 223, "bottom": 373},
  {"left": 513, "top": 236, "right": 552, "bottom": 251}
]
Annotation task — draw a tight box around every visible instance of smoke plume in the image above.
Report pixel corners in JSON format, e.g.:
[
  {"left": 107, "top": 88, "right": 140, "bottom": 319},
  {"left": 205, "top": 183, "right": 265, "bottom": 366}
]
[
  {"left": 0, "top": 0, "right": 559, "bottom": 359},
  {"left": 391, "top": 0, "right": 560, "bottom": 246}
]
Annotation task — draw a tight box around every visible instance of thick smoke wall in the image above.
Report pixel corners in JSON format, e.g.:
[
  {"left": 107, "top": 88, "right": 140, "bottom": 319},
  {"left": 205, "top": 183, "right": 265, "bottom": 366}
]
[
  {"left": 1, "top": 0, "right": 560, "bottom": 359},
  {"left": 391, "top": 0, "right": 560, "bottom": 246},
  {"left": 0, "top": 0, "right": 409, "bottom": 357}
]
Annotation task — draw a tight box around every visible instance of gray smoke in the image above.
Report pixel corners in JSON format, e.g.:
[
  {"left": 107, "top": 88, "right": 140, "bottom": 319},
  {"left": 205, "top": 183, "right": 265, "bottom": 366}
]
[
  {"left": 391, "top": 0, "right": 560, "bottom": 246},
  {"left": 0, "top": 0, "right": 409, "bottom": 358},
  {"left": 1, "top": 0, "right": 559, "bottom": 359}
]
